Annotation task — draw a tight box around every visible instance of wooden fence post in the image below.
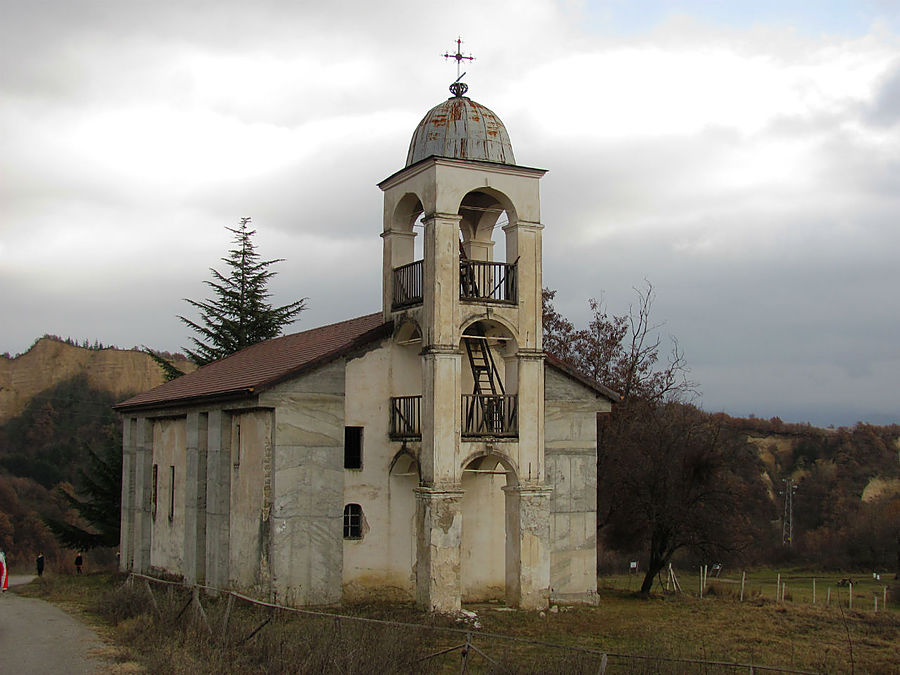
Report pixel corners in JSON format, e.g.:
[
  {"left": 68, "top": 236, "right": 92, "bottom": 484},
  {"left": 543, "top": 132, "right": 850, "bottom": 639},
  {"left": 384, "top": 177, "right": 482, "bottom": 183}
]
[
  {"left": 192, "top": 586, "right": 212, "bottom": 634},
  {"left": 143, "top": 578, "right": 158, "bottom": 613},
  {"left": 740, "top": 571, "right": 745, "bottom": 602},
  {"left": 221, "top": 593, "right": 235, "bottom": 644}
]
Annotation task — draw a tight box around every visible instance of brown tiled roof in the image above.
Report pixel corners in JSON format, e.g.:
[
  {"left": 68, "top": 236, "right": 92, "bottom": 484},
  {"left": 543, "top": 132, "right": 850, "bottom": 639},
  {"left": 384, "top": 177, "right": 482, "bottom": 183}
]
[
  {"left": 116, "top": 311, "right": 618, "bottom": 412},
  {"left": 116, "top": 313, "right": 390, "bottom": 411}
]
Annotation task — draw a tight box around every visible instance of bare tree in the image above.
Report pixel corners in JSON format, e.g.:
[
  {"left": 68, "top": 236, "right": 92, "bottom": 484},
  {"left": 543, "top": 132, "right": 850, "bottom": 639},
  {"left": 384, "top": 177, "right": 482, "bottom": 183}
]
[{"left": 544, "top": 282, "right": 771, "bottom": 594}]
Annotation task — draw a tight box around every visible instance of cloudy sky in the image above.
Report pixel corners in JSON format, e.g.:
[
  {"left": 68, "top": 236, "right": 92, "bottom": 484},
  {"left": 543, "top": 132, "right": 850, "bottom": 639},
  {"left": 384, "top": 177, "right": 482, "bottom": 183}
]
[{"left": 2, "top": 1, "right": 899, "bottom": 427}]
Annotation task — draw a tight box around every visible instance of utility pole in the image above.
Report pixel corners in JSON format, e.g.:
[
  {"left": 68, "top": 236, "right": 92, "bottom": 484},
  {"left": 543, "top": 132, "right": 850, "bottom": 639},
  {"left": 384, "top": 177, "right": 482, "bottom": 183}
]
[{"left": 780, "top": 478, "right": 798, "bottom": 547}]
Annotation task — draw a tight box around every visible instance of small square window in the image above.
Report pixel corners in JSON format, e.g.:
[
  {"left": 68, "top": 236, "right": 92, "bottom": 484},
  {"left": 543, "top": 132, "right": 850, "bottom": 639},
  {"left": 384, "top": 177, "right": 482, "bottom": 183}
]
[
  {"left": 344, "top": 426, "right": 363, "bottom": 469},
  {"left": 343, "top": 503, "right": 363, "bottom": 539}
]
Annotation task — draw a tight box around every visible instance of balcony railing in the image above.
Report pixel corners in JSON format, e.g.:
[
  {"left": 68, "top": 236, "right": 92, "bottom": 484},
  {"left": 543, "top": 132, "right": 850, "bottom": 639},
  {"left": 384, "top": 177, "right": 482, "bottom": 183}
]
[
  {"left": 390, "top": 395, "right": 422, "bottom": 439},
  {"left": 392, "top": 260, "right": 423, "bottom": 309},
  {"left": 462, "top": 394, "right": 518, "bottom": 438},
  {"left": 459, "top": 260, "right": 517, "bottom": 304}
]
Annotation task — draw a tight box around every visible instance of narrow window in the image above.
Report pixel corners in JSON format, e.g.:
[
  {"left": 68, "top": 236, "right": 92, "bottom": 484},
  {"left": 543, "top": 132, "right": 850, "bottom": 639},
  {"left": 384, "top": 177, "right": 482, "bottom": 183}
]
[
  {"left": 233, "top": 423, "right": 241, "bottom": 469},
  {"left": 168, "top": 465, "right": 175, "bottom": 522},
  {"left": 151, "top": 464, "right": 158, "bottom": 519},
  {"left": 344, "top": 426, "right": 363, "bottom": 469},
  {"left": 343, "top": 503, "right": 363, "bottom": 539}
]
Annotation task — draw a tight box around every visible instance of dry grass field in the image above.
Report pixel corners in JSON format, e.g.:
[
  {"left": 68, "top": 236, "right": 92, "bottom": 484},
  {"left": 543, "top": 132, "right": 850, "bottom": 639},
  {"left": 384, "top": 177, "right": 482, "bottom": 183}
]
[{"left": 15, "top": 571, "right": 900, "bottom": 674}]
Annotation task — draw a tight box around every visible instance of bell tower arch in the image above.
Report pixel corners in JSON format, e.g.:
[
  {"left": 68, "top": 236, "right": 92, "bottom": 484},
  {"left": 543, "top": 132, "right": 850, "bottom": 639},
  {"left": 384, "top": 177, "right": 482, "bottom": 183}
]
[{"left": 379, "top": 78, "right": 550, "bottom": 612}]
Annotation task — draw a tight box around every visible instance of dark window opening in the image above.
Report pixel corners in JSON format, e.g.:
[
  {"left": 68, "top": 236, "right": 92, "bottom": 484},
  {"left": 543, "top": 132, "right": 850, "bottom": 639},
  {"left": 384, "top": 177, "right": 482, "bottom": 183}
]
[
  {"left": 168, "top": 465, "right": 175, "bottom": 522},
  {"left": 151, "top": 464, "right": 158, "bottom": 520},
  {"left": 233, "top": 423, "right": 241, "bottom": 469},
  {"left": 343, "top": 503, "right": 363, "bottom": 539},
  {"left": 344, "top": 426, "right": 363, "bottom": 469}
]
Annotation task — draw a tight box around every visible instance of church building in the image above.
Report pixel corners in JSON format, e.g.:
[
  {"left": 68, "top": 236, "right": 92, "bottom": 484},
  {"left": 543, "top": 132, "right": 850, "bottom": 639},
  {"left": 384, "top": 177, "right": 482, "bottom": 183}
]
[{"left": 116, "top": 74, "right": 617, "bottom": 612}]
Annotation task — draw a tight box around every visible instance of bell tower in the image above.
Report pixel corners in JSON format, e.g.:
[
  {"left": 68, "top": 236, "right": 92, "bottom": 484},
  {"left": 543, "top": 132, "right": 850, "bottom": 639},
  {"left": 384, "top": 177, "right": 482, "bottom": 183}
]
[{"left": 378, "top": 58, "right": 550, "bottom": 611}]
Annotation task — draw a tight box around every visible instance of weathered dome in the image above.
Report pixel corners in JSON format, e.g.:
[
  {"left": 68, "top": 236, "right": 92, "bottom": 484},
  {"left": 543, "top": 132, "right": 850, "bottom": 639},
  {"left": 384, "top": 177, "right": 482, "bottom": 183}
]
[{"left": 406, "top": 95, "right": 515, "bottom": 167}]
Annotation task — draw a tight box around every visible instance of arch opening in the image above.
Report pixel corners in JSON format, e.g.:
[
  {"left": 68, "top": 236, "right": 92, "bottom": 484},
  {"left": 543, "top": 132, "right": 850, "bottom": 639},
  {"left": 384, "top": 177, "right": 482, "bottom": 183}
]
[
  {"left": 460, "top": 453, "right": 517, "bottom": 602},
  {"left": 387, "top": 451, "right": 418, "bottom": 597}
]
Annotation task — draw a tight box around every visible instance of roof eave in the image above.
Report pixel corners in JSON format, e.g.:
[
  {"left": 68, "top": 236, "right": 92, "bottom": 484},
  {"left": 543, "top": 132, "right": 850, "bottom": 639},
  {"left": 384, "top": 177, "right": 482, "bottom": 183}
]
[
  {"left": 544, "top": 354, "right": 622, "bottom": 403},
  {"left": 379, "top": 155, "right": 547, "bottom": 191}
]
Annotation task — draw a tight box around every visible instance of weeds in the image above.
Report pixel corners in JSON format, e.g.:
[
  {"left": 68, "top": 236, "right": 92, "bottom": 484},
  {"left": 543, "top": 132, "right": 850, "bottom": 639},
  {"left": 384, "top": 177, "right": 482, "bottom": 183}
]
[{"left": 15, "top": 572, "right": 900, "bottom": 674}]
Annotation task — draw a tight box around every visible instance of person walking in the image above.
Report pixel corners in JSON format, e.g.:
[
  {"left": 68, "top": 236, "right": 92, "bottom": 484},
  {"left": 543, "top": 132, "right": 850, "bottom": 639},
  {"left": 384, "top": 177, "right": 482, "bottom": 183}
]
[
  {"left": 74, "top": 552, "right": 83, "bottom": 575},
  {"left": 0, "top": 550, "right": 8, "bottom": 591},
  {"left": 36, "top": 552, "right": 45, "bottom": 577}
]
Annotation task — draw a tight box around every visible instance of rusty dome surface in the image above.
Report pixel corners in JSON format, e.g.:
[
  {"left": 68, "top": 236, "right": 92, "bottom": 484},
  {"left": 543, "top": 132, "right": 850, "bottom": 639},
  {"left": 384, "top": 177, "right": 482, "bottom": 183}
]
[{"left": 406, "top": 96, "right": 515, "bottom": 167}]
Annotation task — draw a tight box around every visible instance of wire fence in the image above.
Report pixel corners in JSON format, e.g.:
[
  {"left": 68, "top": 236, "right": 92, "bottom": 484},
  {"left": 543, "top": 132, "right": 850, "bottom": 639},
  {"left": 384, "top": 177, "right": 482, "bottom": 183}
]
[
  {"left": 611, "top": 566, "right": 895, "bottom": 614},
  {"left": 125, "top": 572, "right": 825, "bottom": 674}
]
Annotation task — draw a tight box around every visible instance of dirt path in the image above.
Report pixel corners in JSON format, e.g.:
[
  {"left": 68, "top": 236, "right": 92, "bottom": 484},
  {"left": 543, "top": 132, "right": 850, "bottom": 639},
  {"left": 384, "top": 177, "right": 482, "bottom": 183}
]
[{"left": 0, "top": 575, "right": 109, "bottom": 674}]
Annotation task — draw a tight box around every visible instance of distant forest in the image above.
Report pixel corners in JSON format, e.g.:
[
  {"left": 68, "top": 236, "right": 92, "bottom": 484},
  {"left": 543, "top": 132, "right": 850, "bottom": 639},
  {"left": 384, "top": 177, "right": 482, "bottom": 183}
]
[
  {"left": 0, "top": 374, "right": 126, "bottom": 568},
  {"left": 1, "top": 333, "right": 187, "bottom": 360},
  {"left": 0, "top": 373, "right": 898, "bottom": 575}
]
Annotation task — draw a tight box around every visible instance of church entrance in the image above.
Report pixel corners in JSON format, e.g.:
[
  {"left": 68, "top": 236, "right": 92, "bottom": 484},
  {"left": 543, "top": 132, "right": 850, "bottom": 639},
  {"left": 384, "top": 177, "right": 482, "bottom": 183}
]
[{"left": 460, "top": 453, "right": 516, "bottom": 602}]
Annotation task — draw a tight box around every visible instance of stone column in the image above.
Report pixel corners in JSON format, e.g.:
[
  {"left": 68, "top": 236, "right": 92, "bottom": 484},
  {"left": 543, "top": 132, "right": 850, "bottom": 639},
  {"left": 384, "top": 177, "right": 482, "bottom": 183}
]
[
  {"left": 415, "top": 487, "right": 464, "bottom": 612},
  {"left": 132, "top": 417, "right": 153, "bottom": 573},
  {"left": 204, "top": 409, "right": 231, "bottom": 589},
  {"left": 183, "top": 412, "right": 208, "bottom": 585},
  {"left": 422, "top": 213, "right": 460, "bottom": 347},
  {"left": 420, "top": 347, "right": 461, "bottom": 484},
  {"left": 515, "top": 349, "right": 545, "bottom": 482},
  {"left": 504, "top": 485, "right": 553, "bottom": 610},
  {"left": 503, "top": 220, "right": 543, "bottom": 350}
]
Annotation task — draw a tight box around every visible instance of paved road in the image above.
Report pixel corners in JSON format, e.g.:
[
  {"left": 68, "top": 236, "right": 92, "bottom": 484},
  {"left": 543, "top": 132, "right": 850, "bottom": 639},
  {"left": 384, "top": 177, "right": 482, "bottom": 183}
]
[{"left": 0, "top": 575, "right": 109, "bottom": 674}]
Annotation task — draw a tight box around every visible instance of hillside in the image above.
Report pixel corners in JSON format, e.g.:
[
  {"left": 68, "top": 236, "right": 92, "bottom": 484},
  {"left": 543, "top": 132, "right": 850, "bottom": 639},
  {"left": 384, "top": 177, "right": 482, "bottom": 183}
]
[{"left": 0, "top": 337, "right": 195, "bottom": 424}]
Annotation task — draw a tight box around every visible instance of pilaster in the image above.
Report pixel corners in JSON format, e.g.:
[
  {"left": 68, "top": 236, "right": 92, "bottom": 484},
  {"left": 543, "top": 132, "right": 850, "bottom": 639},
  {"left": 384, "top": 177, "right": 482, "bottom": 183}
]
[
  {"left": 183, "top": 412, "right": 208, "bottom": 584},
  {"left": 132, "top": 417, "right": 153, "bottom": 573},
  {"left": 204, "top": 410, "right": 231, "bottom": 589},
  {"left": 119, "top": 417, "right": 137, "bottom": 571}
]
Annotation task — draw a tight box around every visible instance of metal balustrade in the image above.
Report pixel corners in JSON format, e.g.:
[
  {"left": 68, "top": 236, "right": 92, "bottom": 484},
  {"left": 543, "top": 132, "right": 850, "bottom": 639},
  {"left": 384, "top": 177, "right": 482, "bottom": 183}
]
[
  {"left": 462, "top": 394, "right": 518, "bottom": 437},
  {"left": 459, "top": 260, "right": 517, "bottom": 303},
  {"left": 390, "top": 395, "right": 422, "bottom": 439},
  {"left": 392, "top": 260, "right": 423, "bottom": 309}
]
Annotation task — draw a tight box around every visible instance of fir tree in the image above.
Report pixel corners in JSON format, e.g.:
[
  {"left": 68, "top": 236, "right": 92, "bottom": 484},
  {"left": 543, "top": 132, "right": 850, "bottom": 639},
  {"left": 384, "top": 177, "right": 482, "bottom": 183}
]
[
  {"left": 143, "top": 347, "right": 185, "bottom": 382},
  {"left": 180, "top": 218, "right": 307, "bottom": 365},
  {"left": 45, "top": 438, "right": 122, "bottom": 550}
]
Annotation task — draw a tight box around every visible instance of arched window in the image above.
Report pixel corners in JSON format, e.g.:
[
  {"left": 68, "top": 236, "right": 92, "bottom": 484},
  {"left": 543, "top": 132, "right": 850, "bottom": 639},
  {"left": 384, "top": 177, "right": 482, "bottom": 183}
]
[{"left": 343, "top": 504, "right": 363, "bottom": 539}]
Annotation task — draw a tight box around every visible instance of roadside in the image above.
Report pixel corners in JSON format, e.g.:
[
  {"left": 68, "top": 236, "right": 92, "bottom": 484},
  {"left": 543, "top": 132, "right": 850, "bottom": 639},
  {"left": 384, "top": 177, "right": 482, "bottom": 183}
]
[{"left": 0, "top": 574, "right": 113, "bottom": 674}]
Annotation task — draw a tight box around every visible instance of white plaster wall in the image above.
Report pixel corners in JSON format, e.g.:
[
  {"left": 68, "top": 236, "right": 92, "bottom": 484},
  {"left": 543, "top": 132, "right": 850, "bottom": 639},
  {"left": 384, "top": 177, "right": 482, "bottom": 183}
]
[
  {"left": 264, "top": 360, "right": 345, "bottom": 606},
  {"left": 228, "top": 409, "right": 271, "bottom": 591},
  {"left": 150, "top": 416, "right": 186, "bottom": 574},
  {"left": 342, "top": 340, "right": 419, "bottom": 600},
  {"left": 544, "top": 365, "right": 611, "bottom": 602}
]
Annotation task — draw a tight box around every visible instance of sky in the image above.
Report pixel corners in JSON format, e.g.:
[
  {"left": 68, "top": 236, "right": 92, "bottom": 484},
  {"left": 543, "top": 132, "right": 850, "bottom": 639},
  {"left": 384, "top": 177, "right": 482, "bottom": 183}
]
[{"left": 2, "top": 0, "right": 899, "bottom": 428}]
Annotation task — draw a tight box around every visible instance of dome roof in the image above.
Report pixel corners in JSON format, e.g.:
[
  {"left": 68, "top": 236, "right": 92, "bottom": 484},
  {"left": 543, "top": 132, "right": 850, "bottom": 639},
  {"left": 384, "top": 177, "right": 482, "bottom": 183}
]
[{"left": 406, "top": 94, "right": 515, "bottom": 167}]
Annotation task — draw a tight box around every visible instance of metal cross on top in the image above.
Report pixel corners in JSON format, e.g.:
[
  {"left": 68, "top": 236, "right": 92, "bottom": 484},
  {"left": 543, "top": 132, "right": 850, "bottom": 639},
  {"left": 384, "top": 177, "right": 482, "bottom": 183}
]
[{"left": 443, "top": 37, "right": 474, "bottom": 97}]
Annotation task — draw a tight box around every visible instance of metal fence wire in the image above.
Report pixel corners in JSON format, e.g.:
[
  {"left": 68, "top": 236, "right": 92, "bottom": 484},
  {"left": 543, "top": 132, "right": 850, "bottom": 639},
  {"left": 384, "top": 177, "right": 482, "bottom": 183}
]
[{"left": 126, "top": 573, "right": 824, "bottom": 674}]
